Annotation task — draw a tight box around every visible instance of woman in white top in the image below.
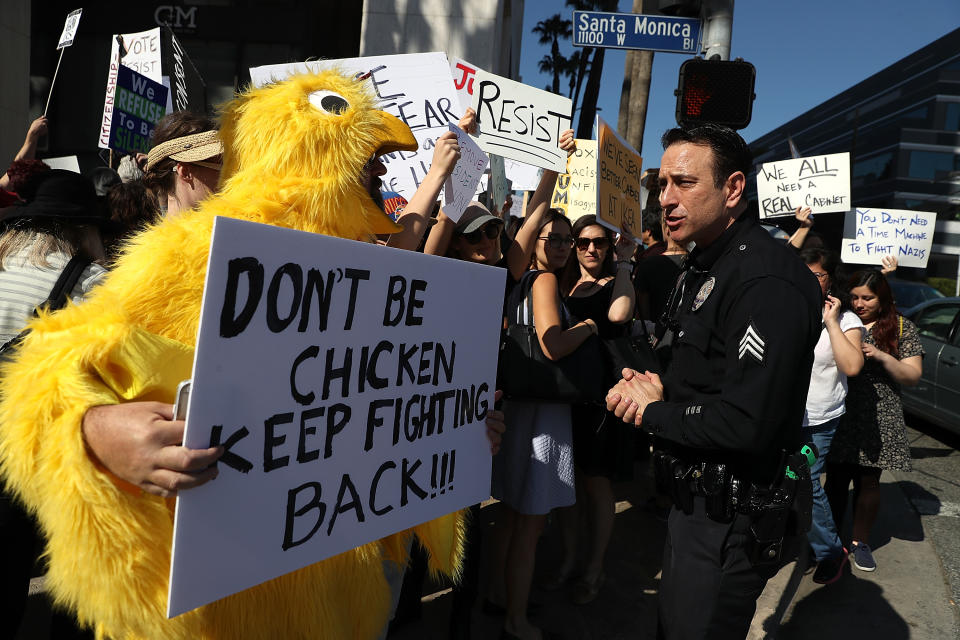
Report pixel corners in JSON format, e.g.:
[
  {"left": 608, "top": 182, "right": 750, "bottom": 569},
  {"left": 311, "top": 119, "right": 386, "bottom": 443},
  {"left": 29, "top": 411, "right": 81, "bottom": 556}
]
[{"left": 798, "top": 247, "right": 864, "bottom": 585}]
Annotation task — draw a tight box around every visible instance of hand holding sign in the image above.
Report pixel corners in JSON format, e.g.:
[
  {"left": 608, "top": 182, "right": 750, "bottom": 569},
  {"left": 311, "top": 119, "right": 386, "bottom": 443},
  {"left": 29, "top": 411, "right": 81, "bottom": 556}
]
[{"left": 443, "top": 124, "right": 490, "bottom": 221}]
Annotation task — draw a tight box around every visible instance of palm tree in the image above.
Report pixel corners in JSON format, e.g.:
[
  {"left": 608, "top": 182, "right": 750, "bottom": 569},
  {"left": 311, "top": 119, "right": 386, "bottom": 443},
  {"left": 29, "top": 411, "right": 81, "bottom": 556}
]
[
  {"left": 532, "top": 14, "right": 572, "bottom": 95},
  {"left": 565, "top": 0, "right": 618, "bottom": 137}
]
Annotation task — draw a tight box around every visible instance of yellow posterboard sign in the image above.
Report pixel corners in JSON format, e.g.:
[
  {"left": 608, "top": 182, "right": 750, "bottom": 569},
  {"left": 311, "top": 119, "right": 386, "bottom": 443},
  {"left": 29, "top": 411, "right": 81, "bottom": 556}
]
[
  {"left": 596, "top": 117, "right": 642, "bottom": 238},
  {"left": 551, "top": 139, "right": 597, "bottom": 222}
]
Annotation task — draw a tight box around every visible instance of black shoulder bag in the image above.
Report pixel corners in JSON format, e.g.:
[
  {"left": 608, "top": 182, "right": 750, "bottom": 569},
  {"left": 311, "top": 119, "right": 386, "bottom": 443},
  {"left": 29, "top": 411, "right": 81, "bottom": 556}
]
[{"left": 497, "top": 270, "right": 606, "bottom": 404}]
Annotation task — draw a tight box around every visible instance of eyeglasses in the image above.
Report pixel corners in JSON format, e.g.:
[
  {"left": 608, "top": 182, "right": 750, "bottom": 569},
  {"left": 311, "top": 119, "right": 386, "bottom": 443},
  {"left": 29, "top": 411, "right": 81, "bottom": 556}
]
[
  {"left": 811, "top": 272, "right": 829, "bottom": 280},
  {"left": 538, "top": 233, "right": 575, "bottom": 249},
  {"left": 576, "top": 236, "right": 610, "bottom": 251},
  {"left": 460, "top": 222, "right": 501, "bottom": 244}
]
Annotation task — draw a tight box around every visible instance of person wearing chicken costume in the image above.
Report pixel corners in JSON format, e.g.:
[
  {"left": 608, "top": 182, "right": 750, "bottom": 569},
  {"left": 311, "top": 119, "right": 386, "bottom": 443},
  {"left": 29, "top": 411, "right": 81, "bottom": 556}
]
[{"left": 0, "top": 70, "right": 470, "bottom": 639}]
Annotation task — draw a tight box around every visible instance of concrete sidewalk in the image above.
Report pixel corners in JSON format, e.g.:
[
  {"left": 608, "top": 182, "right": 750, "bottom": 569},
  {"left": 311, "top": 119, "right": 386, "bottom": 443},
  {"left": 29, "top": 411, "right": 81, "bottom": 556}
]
[{"left": 389, "top": 462, "right": 958, "bottom": 639}]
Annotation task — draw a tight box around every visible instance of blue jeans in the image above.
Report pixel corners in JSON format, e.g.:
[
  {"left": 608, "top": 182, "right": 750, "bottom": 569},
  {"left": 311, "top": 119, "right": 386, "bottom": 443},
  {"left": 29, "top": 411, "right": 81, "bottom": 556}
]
[{"left": 802, "top": 418, "right": 844, "bottom": 562}]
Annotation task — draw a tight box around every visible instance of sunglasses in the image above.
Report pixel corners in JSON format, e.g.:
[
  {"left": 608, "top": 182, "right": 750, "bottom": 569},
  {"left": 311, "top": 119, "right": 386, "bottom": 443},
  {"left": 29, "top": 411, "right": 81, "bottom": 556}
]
[
  {"left": 538, "top": 233, "right": 575, "bottom": 249},
  {"left": 576, "top": 236, "right": 610, "bottom": 251},
  {"left": 188, "top": 160, "right": 223, "bottom": 171},
  {"left": 460, "top": 222, "right": 502, "bottom": 244}
]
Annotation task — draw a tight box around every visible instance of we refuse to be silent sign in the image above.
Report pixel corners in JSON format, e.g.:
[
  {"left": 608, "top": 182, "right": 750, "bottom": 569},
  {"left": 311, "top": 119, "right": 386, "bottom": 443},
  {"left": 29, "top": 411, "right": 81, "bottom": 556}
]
[
  {"left": 109, "top": 65, "right": 168, "bottom": 155},
  {"left": 168, "top": 217, "right": 504, "bottom": 617},
  {"left": 756, "top": 152, "right": 851, "bottom": 218}
]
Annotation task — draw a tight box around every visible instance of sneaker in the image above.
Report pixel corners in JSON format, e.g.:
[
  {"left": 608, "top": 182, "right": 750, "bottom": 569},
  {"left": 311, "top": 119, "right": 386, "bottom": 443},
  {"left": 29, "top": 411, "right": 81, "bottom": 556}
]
[
  {"left": 850, "top": 541, "right": 877, "bottom": 572},
  {"left": 812, "top": 548, "right": 848, "bottom": 584}
]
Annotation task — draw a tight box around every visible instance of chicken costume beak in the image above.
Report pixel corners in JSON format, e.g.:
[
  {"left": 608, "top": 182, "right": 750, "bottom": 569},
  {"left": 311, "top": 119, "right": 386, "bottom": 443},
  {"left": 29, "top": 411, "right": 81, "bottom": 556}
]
[{"left": 365, "top": 111, "right": 419, "bottom": 235}]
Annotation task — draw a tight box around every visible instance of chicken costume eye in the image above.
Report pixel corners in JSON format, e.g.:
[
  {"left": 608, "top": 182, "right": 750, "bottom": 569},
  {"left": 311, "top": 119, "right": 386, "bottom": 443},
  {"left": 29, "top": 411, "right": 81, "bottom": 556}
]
[{"left": 309, "top": 90, "right": 350, "bottom": 115}]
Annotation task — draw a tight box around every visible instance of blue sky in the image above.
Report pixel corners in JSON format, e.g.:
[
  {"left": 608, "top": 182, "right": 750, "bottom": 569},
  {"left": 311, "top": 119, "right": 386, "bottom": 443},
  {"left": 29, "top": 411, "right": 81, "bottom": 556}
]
[{"left": 519, "top": 0, "right": 959, "bottom": 167}]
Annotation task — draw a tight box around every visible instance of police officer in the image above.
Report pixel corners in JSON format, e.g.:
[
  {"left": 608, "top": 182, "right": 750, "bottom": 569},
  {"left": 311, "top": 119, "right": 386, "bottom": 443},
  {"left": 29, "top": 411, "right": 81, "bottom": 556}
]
[{"left": 606, "top": 124, "right": 821, "bottom": 640}]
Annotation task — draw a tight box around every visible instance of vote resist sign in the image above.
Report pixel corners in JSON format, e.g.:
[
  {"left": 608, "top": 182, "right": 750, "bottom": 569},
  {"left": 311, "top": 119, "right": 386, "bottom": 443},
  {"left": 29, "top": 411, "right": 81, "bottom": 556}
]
[{"left": 167, "top": 218, "right": 505, "bottom": 617}]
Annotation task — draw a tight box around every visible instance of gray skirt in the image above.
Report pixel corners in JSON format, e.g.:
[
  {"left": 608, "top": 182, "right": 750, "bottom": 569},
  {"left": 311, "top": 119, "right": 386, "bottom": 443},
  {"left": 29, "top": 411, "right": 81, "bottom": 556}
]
[{"left": 492, "top": 400, "right": 576, "bottom": 515}]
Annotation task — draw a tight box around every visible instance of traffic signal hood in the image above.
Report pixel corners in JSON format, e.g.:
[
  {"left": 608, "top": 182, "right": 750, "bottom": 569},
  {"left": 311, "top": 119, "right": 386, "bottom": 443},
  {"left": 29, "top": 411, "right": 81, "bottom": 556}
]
[{"left": 675, "top": 58, "right": 756, "bottom": 130}]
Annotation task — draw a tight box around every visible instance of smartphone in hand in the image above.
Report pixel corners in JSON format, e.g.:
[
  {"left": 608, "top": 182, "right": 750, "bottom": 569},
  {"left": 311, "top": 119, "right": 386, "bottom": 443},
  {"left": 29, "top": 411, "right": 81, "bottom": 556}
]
[{"left": 173, "top": 380, "right": 191, "bottom": 421}]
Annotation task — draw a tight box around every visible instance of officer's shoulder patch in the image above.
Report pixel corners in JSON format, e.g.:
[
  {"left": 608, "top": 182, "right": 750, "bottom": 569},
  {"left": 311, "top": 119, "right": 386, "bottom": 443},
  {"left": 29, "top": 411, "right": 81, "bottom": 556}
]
[{"left": 738, "top": 320, "right": 765, "bottom": 364}]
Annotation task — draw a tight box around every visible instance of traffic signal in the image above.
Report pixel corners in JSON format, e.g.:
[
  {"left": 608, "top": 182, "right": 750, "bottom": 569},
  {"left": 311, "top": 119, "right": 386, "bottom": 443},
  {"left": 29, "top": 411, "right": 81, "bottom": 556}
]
[{"left": 675, "top": 58, "right": 756, "bottom": 129}]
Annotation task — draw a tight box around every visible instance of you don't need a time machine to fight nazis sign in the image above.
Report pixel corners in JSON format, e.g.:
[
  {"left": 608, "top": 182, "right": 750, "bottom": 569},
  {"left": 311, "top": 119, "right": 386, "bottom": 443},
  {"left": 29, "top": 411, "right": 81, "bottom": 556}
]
[{"left": 167, "top": 217, "right": 505, "bottom": 617}]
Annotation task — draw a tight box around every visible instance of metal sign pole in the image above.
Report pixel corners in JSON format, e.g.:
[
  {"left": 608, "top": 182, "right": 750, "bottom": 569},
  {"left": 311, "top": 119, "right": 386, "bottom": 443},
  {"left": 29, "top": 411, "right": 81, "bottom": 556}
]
[{"left": 43, "top": 49, "right": 65, "bottom": 117}]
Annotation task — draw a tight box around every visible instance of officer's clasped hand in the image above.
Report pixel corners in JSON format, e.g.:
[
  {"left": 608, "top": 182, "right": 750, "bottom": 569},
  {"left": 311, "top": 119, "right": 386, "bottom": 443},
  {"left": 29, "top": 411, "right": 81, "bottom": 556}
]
[{"left": 605, "top": 368, "right": 664, "bottom": 426}]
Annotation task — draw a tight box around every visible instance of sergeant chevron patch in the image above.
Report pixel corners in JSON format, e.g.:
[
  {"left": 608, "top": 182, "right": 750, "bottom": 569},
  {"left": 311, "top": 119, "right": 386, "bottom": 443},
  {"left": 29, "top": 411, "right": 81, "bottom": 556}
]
[{"left": 738, "top": 322, "right": 765, "bottom": 364}]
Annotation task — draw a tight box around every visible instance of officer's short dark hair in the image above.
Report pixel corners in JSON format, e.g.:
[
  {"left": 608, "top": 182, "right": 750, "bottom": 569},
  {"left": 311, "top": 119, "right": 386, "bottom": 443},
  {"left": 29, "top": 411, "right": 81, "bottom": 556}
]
[
  {"left": 642, "top": 208, "right": 663, "bottom": 242},
  {"left": 661, "top": 124, "right": 752, "bottom": 189}
]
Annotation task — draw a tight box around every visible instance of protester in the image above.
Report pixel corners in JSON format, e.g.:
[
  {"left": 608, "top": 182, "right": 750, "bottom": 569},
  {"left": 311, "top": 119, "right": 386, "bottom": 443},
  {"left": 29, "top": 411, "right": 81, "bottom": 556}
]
[
  {"left": 489, "top": 208, "right": 603, "bottom": 640},
  {"left": 633, "top": 210, "right": 688, "bottom": 324},
  {"left": 0, "top": 169, "right": 107, "bottom": 639},
  {"left": 0, "top": 116, "right": 48, "bottom": 206},
  {"left": 142, "top": 111, "right": 222, "bottom": 216},
  {"left": 424, "top": 108, "right": 575, "bottom": 282},
  {"left": 798, "top": 248, "right": 864, "bottom": 585},
  {"left": 101, "top": 181, "right": 162, "bottom": 262},
  {"left": 636, "top": 208, "right": 666, "bottom": 259},
  {"left": 825, "top": 269, "right": 922, "bottom": 572},
  {"left": 0, "top": 70, "right": 497, "bottom": 640},
  {"left": 605, "top": 124, "right": 822, "bottom": 639},
  {"left": 545, "top": 214, "right": 636, "bottom": 605}
]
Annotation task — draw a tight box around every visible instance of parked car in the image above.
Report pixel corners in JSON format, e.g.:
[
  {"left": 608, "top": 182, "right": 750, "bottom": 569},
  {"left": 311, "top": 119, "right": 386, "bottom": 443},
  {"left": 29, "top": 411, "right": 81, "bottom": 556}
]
[
  {"left": 902, "top": 298, "right": 960, "bottom": 436},
  {"left": 889, "top": 278, "right": 945, "bottom": 313}
]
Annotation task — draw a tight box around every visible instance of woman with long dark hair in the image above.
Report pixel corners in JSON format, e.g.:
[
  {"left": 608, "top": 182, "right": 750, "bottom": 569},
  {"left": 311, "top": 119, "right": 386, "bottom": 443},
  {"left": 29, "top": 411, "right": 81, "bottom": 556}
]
[
  {"left": 491, "top": 209, "right": 600, "bottom": 640},
  {"left": 544, "top": 215, "right": 635, "bottom": 604},
  {"left": 825, "top": 269, "right": 922, "bottom": 573},
  {"left": 797, "top": 248, "right": 864, "bottom": 585}
]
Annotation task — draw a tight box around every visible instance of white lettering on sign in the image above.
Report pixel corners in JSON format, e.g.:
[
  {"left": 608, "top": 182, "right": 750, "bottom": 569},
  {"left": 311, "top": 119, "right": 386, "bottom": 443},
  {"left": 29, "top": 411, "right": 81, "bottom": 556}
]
[{"left": 840, "top": 208, "right": 936, "bottom": 268}]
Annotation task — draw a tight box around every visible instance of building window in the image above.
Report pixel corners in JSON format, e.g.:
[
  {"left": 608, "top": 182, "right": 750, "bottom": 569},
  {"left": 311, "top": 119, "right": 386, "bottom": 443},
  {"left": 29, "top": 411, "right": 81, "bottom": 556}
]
[
  {"left": 945, "top": 103, "right": 960, "bottom": 132},
  {"left": 852, "top": 152, "right": 894, "bottom": 183},
  {"left": 899, "top": 106, "right": 929, "bottom": 127},
  {"left": 907, "top": 150, "right": 960, "bottom": 180}
]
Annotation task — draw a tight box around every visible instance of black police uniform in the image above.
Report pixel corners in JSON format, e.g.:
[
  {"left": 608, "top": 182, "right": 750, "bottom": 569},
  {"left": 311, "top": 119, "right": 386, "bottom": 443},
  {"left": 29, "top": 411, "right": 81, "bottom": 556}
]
[{"left": 642, "top": 213, "right": 821, "bottom": 640}]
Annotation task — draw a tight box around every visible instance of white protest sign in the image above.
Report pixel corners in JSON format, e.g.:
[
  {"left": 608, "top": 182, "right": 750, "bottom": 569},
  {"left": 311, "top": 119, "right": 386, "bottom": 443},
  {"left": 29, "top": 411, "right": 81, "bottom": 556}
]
[
  {"left": 443, "top": 124, "right": 489, "bottom": 221},
  {"left": 250, "top": 53, "right": 461, "bottom": 200},
  {"left": 470, "top": 70, "right": 572, "bottom": 173},
  {"left": 57, "top": 8, "right": 82, "bottom": 49},
  {"left": 841, "top": 208, "right": 936, "bottom": 268},
  {"left": 450, "top": 57, "right": 480, "bottom": 115},
  {"left": 756, "top": 152, "right": 851, "bottom": 218},
  {"left": 503, "top": 158, "right": 542, "bottom": 192},
  {"left": 168, "top": 217, "right": 505, "bottom": 617},
  {"left": 41, "top": 155, "right": 80, "bottom": 173},
  {"left": 98, "top": 28, "right": 162, "bottom": 149}
]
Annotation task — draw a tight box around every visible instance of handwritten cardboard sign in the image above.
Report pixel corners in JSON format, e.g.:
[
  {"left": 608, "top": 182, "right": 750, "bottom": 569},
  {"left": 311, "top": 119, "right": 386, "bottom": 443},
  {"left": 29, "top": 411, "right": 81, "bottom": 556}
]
[
  {"left": 551, "top": 139, "right": 597, "bottom": 221},
  {"left": 250, "top": 53, "right": 462, "bottom": 200},
  {"left": 109, "top": 66, "right": 168, "bottom": 154},
  {"left": 443, "top": 123, "right": 489, "bottom": 221},
  {"left": 168, "top": 217, "right": 505, "bottom": 617},
  {"left": 98, "top": 28, "right": 163, "bottom": 149},
  {"left": 756, "top": 152, "right": 850, "bottom": 218},
  {"left": 840, "top": 208, "right": 936, "bottom": 268},
  {"left": 56, "top": 8, "right": 82, "bottom": 49},
  {"left": 596, "top": 117, "right": 642, "bottom": 238},
  {"left": 470, "top": 70, "right": 572, "bottom": 173},
  {"left": 450, "top": 56, "right": 480, "bottom": 115},
  {"left": 503, "top": 159, "right": 541, "bottom": 192}
]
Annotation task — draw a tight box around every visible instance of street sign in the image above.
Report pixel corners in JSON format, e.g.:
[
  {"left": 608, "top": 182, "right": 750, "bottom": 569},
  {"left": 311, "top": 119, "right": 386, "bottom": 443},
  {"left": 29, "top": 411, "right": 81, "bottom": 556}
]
[{"left": 572, "top": 10, "right": 701, "bottom": 54}]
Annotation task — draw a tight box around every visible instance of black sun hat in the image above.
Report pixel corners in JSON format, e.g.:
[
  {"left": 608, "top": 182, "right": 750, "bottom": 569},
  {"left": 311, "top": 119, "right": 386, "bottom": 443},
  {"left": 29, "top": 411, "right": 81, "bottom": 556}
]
[{"left": 0, "top": 169, "right": 108, "bottom": 227}]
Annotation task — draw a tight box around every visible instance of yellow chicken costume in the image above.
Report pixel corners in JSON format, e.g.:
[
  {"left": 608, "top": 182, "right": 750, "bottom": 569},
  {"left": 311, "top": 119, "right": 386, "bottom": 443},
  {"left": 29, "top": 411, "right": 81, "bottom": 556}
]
[{"left": 0, "top": 71, "right": 465, "bottom": 639}]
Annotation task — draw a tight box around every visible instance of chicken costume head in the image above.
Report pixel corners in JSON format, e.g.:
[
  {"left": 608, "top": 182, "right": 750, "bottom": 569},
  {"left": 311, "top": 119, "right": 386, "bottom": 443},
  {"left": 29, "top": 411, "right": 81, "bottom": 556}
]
[{"left": 0, "top": 70, "right": 464, "bottom": 639}]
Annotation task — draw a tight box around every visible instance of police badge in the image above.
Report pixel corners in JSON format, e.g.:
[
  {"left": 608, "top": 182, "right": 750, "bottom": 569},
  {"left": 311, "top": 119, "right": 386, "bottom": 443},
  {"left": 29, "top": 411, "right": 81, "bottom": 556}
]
[{"left": 692, "top": 276, "right": 715, "bottom": 311}]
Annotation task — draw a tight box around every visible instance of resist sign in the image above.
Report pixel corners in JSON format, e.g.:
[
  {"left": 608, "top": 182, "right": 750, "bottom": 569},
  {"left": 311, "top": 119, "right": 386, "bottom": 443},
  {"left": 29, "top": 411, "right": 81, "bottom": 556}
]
[
  {"left": 756, "top": 152, "right": 851, "bottom": 218},
  {"left": 470, "top": 70, "right": 572, "bottom": 173},
  {"left": 840, "top": 208, "right": 936, "bottom": 268},
  {"left": 168, "top": 217, "right": 505, "bottom": 617}
]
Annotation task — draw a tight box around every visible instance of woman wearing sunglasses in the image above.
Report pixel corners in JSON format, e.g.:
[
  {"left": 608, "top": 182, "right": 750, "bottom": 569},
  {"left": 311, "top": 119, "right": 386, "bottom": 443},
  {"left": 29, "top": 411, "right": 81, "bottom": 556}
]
[
  {"left": 490, "top": 208, "right": 605, "bottom": 640},
  {"left": 540, "top": 215, "right": 636, "bottom": 604}
]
